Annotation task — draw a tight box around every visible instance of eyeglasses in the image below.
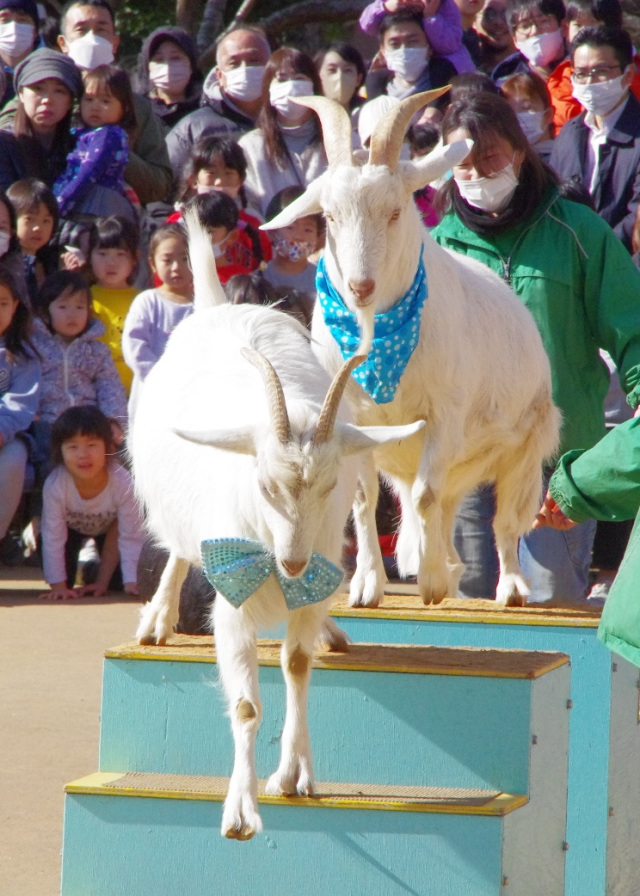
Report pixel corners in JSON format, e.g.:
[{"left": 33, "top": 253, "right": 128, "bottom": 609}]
[
  {"left": 571, "top": 65, "right": 622, "bottom": 83},
  {"left": 514, "top": 13, "right": 557, "bottom": 35}
]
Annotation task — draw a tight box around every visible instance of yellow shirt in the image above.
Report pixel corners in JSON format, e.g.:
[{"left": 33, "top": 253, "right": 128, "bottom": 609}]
[{"left": 91, "top": 285, "right": 139, "bottom": 395}]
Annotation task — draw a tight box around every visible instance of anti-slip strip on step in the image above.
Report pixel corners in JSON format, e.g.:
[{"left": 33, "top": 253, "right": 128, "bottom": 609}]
[
  {"left": 66, "top": 772, "right": 527, "bottom": 816},
  {"left": 333, "top": 592, "right": 601, "bottom": 628},
  {"left": 105, "top": 637, "right": 568, "bottom": 679}
]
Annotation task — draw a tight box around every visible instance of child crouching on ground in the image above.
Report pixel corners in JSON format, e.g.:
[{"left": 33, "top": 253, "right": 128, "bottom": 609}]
[{"left": 40, "top": 405, "right": 143, "bottom": 600}]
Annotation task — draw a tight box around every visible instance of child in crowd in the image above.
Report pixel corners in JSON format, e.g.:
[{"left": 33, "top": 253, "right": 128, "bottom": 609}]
[
  {"left": 407, "top": 122, "right": 442, "bottom": 227},
  {"left": 40, "top": 405, "right": 143, "bottom": 600},
  {"left": 188, "top": 192, "right": 263, "bottom": 285},
  {"left": 0, "top": 265, "right": 39, "bottom": 565},
  {"left": 175, "top": 136, "right": 271, "bottom": 266},
  {"left": 30, "top": 270, "right": 127, "bottom": 470},
  {"left": 359, "top": 0, "right": 476, "bottom": 74},
  {"left": 501, "top": 71, "right": 554, "bottom": 160},
  {"left": 122, "top": 223, "right": 193, "bottom": 420},
  {"left": 224, "top": 272, "right": 313, "bottom": 328},
  {"left": 0, "top": 191, "right": 29, "bottom": 300},
  {"left": 6, "top": 178, "right": 58, "bottom": 306},
  {"left": 53, "top": 65, "right": 138, "bottom": 224},
  {"left": 262, "top": 187, "right": 321, "bottom": 316},
  {"left": 88, "top": 216, "right": 139, "bottom": 395}
]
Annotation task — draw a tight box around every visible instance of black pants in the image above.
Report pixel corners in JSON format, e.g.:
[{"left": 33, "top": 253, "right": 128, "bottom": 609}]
[{"left": 65, "top": 527, "right": 123, "bottom": 591}]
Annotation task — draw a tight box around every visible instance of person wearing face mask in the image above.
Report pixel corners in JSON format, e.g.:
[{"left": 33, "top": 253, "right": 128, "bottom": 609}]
[
  {"left": 315, "top": 43, "right": 366, "bottom": 117},
  {"left": 431, "top": 91, "right": 640, "bottom": 606},
  {"left": 550, "top": 26, "right": 640, "bottom": 252},
  {"left": 502, "top": 70, "right": 555, "bottom": 159},
  {"left": 238, "top": 47, "right": 328, "bottom": 220},
  {"left": 365, "top": 10, "right": 456, "bottom": 104},
  {"left": 165, "top": 27, "right": 271, "bottom": 186},
  {"left": 491, "top": 0, "right": 567, "bottom": 87},
  {"left": 54, "top": 0, "right": 172, "bottom": 206},
  {"left": 0, "top": 0, "right": 40, "bottom": 106},
  {"left": 136, "top": 26, "right": 202, "bottom": 132}
]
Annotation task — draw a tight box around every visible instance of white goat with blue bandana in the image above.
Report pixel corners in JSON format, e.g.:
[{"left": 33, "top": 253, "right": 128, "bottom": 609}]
[{"left": 262, "top": 89, "right": 561, "bottom": 609}]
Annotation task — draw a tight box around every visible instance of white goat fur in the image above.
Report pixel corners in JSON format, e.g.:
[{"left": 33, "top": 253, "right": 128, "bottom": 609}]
[
  {"left": 131, "top": 211, "right": 422, "bottom": 839},
  {"left": 263, "top": 93, "right": 561, "bottom": 608}
]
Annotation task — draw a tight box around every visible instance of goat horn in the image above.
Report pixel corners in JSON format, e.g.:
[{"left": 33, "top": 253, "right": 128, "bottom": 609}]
[
  {"left": 368, "top": 85, "right": 451, "bottom": 170},
  {"left": 291, "top": 95, "right": 354, "bottom": 168},
  {"left": 241, "top": 347, "right": 291, "bottom": 444},
  {"left": 313, "top": 355, "right": 366, "bottom": 446}
]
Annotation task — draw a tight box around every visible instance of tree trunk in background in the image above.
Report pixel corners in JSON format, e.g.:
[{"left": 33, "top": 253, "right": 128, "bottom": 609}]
[
  {"left": 259, "top": 0, "right": 367, "bottom": 39},
  {"left": 177, "top": 0, "right": 205, "bottom": 36},
  {"left": 197, "top": 0, "right": 228, "bottom": 55}
]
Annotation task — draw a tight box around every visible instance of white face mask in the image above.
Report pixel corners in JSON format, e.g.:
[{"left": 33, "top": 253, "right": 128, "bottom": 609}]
[
  {"left": 0, "top": 230, "right": 11, "bottom": 256},
  {"left": 384, "top": 46, "right": 429, "bottom": 83},
  {"left": 66, "top": 30, "right": 114, "bottom": 70},
  {"left": 571, "top": 72, "right": 629, "bottom": 117},
  {"left": 321, "top": 70, "right": 358, "bottom": 105},
  {"left": 148, "top": 60, "right": 191, "bottom": 94},
  {"left": 515, "top": 29, "right": 563, "bottom": 68},
  {"left": 517, "top": 109, "right": 546, "bottom": 144},
  {"left": 269, "top": 79, "right": 314, "bottom": 120},
  {"left": 455, "top": 161, "right": 520, "bottom": 212},
  {"left": 223, "top": 64, "right": 266, "bottom": 102},
  {"left": 0, "top": 22, "right": 35, "bottom": 58}
]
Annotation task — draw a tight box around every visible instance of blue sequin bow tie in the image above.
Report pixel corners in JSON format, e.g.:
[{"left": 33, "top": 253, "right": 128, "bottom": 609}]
[{"left": 201, "top": 538, "right": 344, "bottom": 610}]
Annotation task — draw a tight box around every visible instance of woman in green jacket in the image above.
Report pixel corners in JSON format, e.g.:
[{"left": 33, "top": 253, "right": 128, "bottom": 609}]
[
  {"left": 431, "top": 91, "right": 640, "bottom": 605},
  {"left": 535, "top": 417, "right": 640, "bottom": 666}
]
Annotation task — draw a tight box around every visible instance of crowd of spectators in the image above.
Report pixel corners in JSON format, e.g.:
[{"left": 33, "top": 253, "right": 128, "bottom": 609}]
[{"left": 1, "top": 0, "right": 639, "bottom": 604}]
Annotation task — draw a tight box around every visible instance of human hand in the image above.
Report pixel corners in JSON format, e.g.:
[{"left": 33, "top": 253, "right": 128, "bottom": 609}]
[
  {"left": 109, "top": 419, "right": 125, "bottom": 450},
  {"left": 532, "top": 490, "right": 577, "bottom": 530},
  {"left": 79, "top": 581, "right": 109, "bottom": 598},
  {"left": 40, "top": 583, "right": 83, "bottom": 600}
]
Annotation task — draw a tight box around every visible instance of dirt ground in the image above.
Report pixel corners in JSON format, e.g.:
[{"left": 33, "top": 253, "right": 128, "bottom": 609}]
[{"left": 0, "top": 566, "right": 143, "bottom": 896}]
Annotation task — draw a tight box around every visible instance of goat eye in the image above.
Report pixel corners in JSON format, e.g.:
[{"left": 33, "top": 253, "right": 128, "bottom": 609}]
[
  {"left": 259, "top": 481, "right": 274, "bottom": 500},
  {"left": 389, "top": 209, "right": 401, "bottom": 223},
  {"left": 325, "top": 212, "right": 334, "bottom": 223}
]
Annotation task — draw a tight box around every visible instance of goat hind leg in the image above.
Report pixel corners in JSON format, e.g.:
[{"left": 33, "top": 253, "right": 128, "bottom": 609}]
[
  {"left": 136, "top": 552, "right": 189, "bottom": 645},
  {"left": 493, "top": 465, "right": 541, "bottom": 607},
  {"left": 215, "top": 597, "right": 263, "bottom": 840}
]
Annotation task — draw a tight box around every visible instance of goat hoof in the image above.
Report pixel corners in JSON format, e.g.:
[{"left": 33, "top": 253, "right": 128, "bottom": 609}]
[
  {"left": 319, "top": 618, "right": 351, "bottom": 652},
  {"left": 495, "top": 574, "right": 529, "bottom": 608},
  {"left": 138, "top": 634, "right": 157, "bottom": 646},
  {"left": 223, "top": 824, "right": 256, "bottom": 841}
]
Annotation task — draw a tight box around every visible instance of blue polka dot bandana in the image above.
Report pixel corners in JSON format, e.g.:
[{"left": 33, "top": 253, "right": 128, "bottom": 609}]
[
  {"left": 201, "top": 538, "right": 344, "bottom": 610},
  {"left": 316, "top": 255, "right": 427, "bottom": 404}
]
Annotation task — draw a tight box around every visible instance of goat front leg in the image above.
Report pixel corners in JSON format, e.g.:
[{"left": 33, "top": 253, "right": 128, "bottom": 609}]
[
  {"left": 215, "top": 596, "right": 263, "bottom": 840},
  {"left": 266, "top": 605, "right": 325, "bottom": 798},
  {"left": 349, "top": 460, "right": 386, "bottom": 607},
  {"left": 136, "top": 552, "right": 189, "bottom": 645}
]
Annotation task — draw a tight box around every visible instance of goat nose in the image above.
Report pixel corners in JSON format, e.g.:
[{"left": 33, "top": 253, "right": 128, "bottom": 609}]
[
  {"left": 281, "top": 559, "right": 306, "bottom": 578},
  {"left": 348, "top": 279, "right": 376, "bottom": 306}
]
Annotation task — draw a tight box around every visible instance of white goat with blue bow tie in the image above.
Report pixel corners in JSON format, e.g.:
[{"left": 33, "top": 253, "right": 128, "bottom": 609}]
[
  {"left": 262, "top": 90, "right": 560, "bottom": 609},
  {"left": 131, "top": 209, "right": 422, "bottom": 840}
]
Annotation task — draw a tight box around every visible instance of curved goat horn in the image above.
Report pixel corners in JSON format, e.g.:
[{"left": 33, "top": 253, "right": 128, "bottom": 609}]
[
  {"left": 292, "top": 95, "right": 354, "bottom": 168},
  {"left": 241, "top": 347, "right": 291, "bottom": 444},
  {"left": 313, "top": 355, "right": 366, "bottom": 446},
  {"left": 368, "top": 85, "right": 451, "bottom": 170}
]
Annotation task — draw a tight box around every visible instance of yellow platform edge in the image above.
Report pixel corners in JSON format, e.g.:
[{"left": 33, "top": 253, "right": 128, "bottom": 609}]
[{"left": 65, "top": 772, "right": 528, "bottom": 817}]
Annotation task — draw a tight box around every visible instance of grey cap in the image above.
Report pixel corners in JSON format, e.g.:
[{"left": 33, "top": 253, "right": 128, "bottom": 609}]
[{"left": 14, "top": 48, "right": 83, "bottom": 98}]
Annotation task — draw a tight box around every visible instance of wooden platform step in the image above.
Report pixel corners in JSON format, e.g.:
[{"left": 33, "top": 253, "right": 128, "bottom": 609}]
[
  {"left": 106, "top": 635, "right": 569, "bottom": 679},
  {"left": 67, "top": 772, "right": 526, "bottom": 816}
]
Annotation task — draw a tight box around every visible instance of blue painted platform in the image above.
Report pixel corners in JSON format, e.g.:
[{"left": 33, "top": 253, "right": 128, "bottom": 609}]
[{"left": 330, "top": 590, "right": 640, "bottom": 896}]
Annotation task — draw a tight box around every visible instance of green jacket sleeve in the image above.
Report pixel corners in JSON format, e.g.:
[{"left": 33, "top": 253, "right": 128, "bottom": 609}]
[
  {"left": 126, "top": 94, "right": 173, "bottom": 205},
  {"left": 549, "top": 417, "right": 640, "bottom": 523}
]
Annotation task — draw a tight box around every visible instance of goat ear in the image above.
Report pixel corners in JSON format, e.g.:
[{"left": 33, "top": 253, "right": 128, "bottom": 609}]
[
  {"left": 399, "top": 138, "right": 474, "bottom": 193},
  {"left": 260, "top": 178, "right": 325, "bottom": 231},
  {"left": 172, "top": 426, "right": 257, "bottom": 456},
  {"left": 337, "top": 419, "right": 425, "bottom": 456}
]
